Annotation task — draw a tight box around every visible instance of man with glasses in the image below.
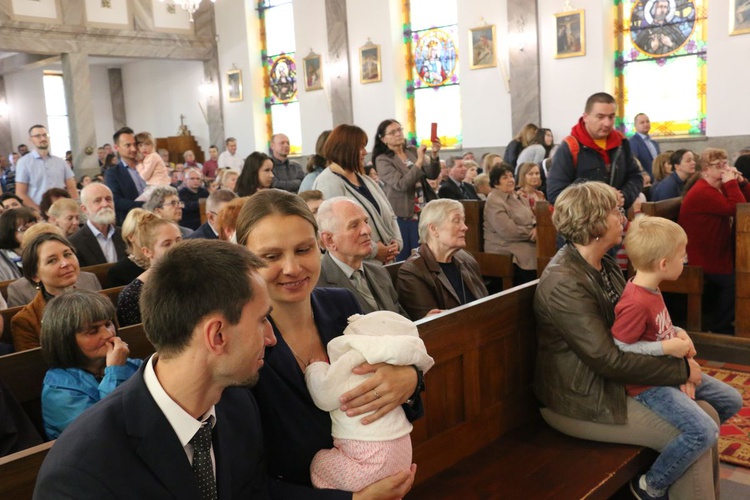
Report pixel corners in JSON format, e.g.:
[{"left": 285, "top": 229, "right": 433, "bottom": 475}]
[
  {"left": 144, "top": 186, "right": 194, "bottom": 238},
  {"left": 15, "top": 124, "right": 78, "bottom": 210},
  {"left": 270, "top": 133, "right": 305, "bottom": 193},
  {"left": 178, "top": 167, "right": 209, "bottom": 230},
  {"left": 69, "top": 183, "right": 127, "bottom": 267}
]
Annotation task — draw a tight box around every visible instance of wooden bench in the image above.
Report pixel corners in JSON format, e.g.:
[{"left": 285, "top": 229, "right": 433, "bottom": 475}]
[
  {"left": 99, "top": 286, "right": 125, "bottom": 308},
  {"left": 736, "top": 204, "right": 750, "bottom": 338},
  {"left": 534, "top": 200, "right": 704, "bottom": 332},
  {"left": 80, "top": 262, "right": 115, "bottom": 289},
  {"left": 409, "top": 282, "right": 655, "bottom": 497},
  {"left": 460, "top": 200, "right": 514, "bottom": 290},
  {"left": 0, "top": 441, "right": 54, "bottom": 499},
  {"left": 0, "top": 305, "right": 24, "bottom": 346}
]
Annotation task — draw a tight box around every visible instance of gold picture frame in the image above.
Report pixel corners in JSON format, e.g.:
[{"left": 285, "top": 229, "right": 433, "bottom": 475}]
[
  {"left": 469, "top": 25, "right": 497, "bottom": 69},
  {"left": 303, "top": 52, "right": 323, "bottom": 91},
  {"left": 730, "top": 0, "right": 750, "bottom": 35},
  {"left": 554, "top": 9, "right": 586, "bottom": 59},
  {"left": 227, "top": 69, "right": 243, "bottom": 102},
  {"left": 359, "top": 43, "right": 382, "bottom": 84}
]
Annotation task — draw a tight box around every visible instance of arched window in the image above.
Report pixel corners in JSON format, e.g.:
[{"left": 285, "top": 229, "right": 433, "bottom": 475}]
[
  {"left": 258, "top": 0, "right": 302, "bottom": 153},
  {"left": 614, "top": 0, "right": 707, "bottom": 137},
  {"left": 404, "top": 0, "right": 462, "bottom": 148}
]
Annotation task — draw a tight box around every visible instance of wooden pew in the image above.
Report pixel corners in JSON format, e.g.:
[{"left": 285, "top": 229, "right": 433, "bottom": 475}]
[
  {"left": 200, "top": 197, "right": 207, "bottom": 225},
  {"left": 0, "top": 278, "right": 13, "bottom": 302},
  {"left": 409, "top": 282, "right": 655, "bottom": 497},
  {"left": 736, "top": 204, "right": 750, "bottom": 338},
  {"left": 534, "top": 199, "right": 704, "bottom": 331},
  {"left": 460, "top": 200, "right": 514, "bottom": 290},
  {"left": 0, "top": 441, "right": 54, "bottom": 499},
  {"left": 0, "top": 306, "right": 24, "bottom": 346},
  {"left": 99, "top": 286, "right": 125, "bottom": 308},
  {"left": 80, "top": 262, "right": 115, "bottom": 289}
]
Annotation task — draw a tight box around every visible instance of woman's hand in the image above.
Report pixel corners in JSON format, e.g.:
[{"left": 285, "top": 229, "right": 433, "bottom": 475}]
[
  {"left": 340, "top": 363, "right": 418, "bottom": 424},
  {"left": 106, "top": 337, "right": 129, "bottom": 367},
  {"left": 375, "top": 241, "right": 399, "bottom": 264},
  {"left": 529, "top": 227, "right": 537, "bottom": 243},
  {"left": 431, "top": 140, "right": 441, "bottom": 158},
  {"left": 425, "top": 309, "right": 443, "bottom": 317},
  {"left": 353, "top": 464, "right": 416, "bottom": 500},
  {"left": 415, "top": 145, "right": 427, "bottom": 168},
  {"left": 721, "top": 167, "right": 739, "bottom": 184}
]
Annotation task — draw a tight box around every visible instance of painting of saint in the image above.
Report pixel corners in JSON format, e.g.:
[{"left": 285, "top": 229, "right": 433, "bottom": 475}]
[
  {"left": 469, "top": 25, "right": 496, "bottom": 69},
  {"left": 731, "top": 0, "right": 750, "bottom": 35},
  {"left": 360, "top": 46, "right": 381, "bottom": 84},
  {"left": 270, "top": 55, "right": 297, "bottom": 102},
  {"left": 554, "top": 10, "right": 585, "bottom": 58},
  {"left": 631, "top": 0, "right": 695, "bottom": 56},
  {"left": 303, "top": 53, "right": 323, "bottom": 91}
]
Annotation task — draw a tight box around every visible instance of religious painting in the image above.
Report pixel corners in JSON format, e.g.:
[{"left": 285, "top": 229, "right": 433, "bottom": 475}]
[
  {"left": 414, "top": 28, "right": 458, "bottom": 86},
  {"left": 359, "top": 44, "right": 382, "bottom": 84},
  {"left": 630, "top": 0, "right": 695, "bottom": 57},
  {"left": 469, "top": 25, "right": 496, "bottom": 70},
  {"left": 269, "top": 54, "right": 297, "bottom": 102},
  {"left": 227, "top": 69, "right": 243, "bottom": 102},
  {"left": 731, "top": 0, "right": 750, "bottom": 35},
  {"left": 555, "top": 10, "right": 585, "bottom": 58},
  {"left": 303, "top": 52, "right": 323, "bottom": 91}
]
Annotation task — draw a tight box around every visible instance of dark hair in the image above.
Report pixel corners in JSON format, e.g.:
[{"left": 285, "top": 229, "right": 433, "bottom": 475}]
[
  {"left": 209, "top": 144, "right": 218, "bottom": 150},
  {"left": 306, "top": 130, "right": 332, "bottom": 172},
  {"left": 0, "top": 208, "right": 38, "bottom": 250},
  {"left": 236, "top": 152, "right": 272, "bottom": 197},
  {"left": 29, "top": 124, "right": 46, "bottom": 135},
  {"left": 365, "top": 165, "right": 378, "bottom": 177},
  {"left": 371, "top": 119, "right": 401, "bottom": 165},
  {"left": 41, "top": 290, "right": 116, "bottom": 369},
  {"left": 236, "top": 189, "right": 318, "bottom": 246},
  {"left": 670, "top": 149, "right": 691, "bottom": 168},
  {"left": 323, "top": 124, "right": 368, "bottom": 174},
  {"left": 113, "top": 126, "right": 134, "bottom": 144},
  {"left": 39, "top": 188, "right": 71, "bottom": 220},
  {"left": 529, "top": 128, "right": 553, "bottom": 156},
  {"left": 584, "top": 92, "right": 616, "bottom": 113},
  {"left": 489, "top": 164, "right": 514, "bottom": 188},
  {"left": 736, "top": 154, "right": 750, "bottom": 180},
  {"left": 140, "top": 240, "right": 266, "bottom": 358},
  {"left": 21, "top": 232, "right": 75, "bottom": 282},
  {"left": 0, "top": 193, "right": 23, "bottom": 207},
  {"left": 103, "top": 153, "right": 117, "bottom": 169},
  {"left": 225, "top": 137, "right": 236, "bottom": 145}
]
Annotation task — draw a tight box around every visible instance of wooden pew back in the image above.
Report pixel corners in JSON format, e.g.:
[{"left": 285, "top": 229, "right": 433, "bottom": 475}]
[
  {"left": 0, "top": 306, "right": 24, "bottom": 346},
  {"left": 0, "top": 442, "right": 54, "bottom": 499},
  {"left": 459, "top": 200, "right": 514, "bottom": 289},
  {"left": 412, "top": 282, "right": 538, "bottom": 483},
  {"left": 736, "top": 204, "right": 750, "bottom": 337},
  {"left": 640, "top": 196, "right": 683, "bottom": 221},
  {"left": 80, "top": 262, "right": 115, "bottom": 289},
  {"left": 534, "top": 200, "right": 556, "bottom": 275}
]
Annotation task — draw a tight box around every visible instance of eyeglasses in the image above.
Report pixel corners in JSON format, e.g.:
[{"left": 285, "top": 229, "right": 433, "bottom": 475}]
[
  {"left": 709, "top": 159, "right": 728, "bottom": 168},
  {"left": 31, "top": 133, "right": 48, "bottom": 139},
  {"left": 384, "top": 127, "right": 404, "bottom": 136},
  {"left": 17, "top": 221, "right": 38, "bottom": 233},
  {"left": 161, "top": 201, "right": 184, "bottom": 208}
]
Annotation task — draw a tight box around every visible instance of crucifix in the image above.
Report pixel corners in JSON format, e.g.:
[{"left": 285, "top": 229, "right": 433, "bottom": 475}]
[{"left": 178, "top": 114, "right": 189, "bottom": 136}]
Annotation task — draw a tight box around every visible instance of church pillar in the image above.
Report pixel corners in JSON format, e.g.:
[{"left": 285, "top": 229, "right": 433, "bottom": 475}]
[
  {"left": 62, "top": 52, "right": 98, "bottom": 174},
  {"left": 325, "top": 0, "right": 353, "bottom": 126},
  {"left": 507, "top": 0, "right": 541, "bottom": 134},
  {"left": 108, "top": 68, "right": 127, "bottom": 132}
]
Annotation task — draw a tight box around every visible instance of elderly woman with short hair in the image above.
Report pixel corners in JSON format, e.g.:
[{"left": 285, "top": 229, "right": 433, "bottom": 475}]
[
  {"left": 535, "top": 181, "right": 720, "bottom": 499},
  {"left": 484, "top": 164, "right": 537, "bottom": 286},
  {"left": 40, "top": 289, "right": 142, "bottom": 439},
  {"left": 47, "top": 198, "right": 80, "bottom": 238},
  {"left": 396, "top": 199, "right": 487, "bottom": 319},
  {"left": 143, "top": 185, "right": 193, "bottom": 238}
]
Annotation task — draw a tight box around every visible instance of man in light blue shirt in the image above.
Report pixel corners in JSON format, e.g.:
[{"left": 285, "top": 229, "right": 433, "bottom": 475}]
[{"left": 15, "top": 124, "right": 78, "bottom": 209}]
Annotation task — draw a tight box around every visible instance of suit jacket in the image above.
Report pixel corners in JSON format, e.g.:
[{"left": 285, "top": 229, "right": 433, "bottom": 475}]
[
  {"left": 629, "top": 133, "right": 660, "bottom": 179},
  {"left": 375, "top": 146, "right": 440, "bottom": 218},
  {"left": 7, "top": 272, "right": 101, "bottom": 308},
  {"left": 179, "top": 186, "right": 210, "bottom": 230},
  {"left": 105, "top": 162, "right": 144, "bottom": 225},
  {"left": 438, "top": 179, "right": 480, "bottom": 200},
  {"left": 317, "top": 252, "right": 409, "bottom": 318},
  {"left": 34, "top": 361, "right": 269, "bottom": 499},
  {"left": 69, "top": 224, "right": 127, "bottom": 268},
  {"left": 396, "top": 243, "right": 488, "bottom": 320},
  {"left": 187, "top": 222, "right": 219, "bottom": 240}
]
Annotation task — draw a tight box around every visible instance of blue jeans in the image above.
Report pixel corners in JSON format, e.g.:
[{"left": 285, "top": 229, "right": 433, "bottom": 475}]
[{"left": 634, "top": 373, "right": 742, "bottom": 491}]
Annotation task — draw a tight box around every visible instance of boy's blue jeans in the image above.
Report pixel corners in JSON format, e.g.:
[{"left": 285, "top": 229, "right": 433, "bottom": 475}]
[{"left": 634, "top": 373, "right": 742, "bottom": 492}]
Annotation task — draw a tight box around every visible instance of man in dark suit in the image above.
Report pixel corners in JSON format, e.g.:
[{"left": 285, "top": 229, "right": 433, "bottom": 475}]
[
  {"left": 629, "top": 112, "right": 660, "bottom": 181},
  {"left": 34, "top": 240, "right": 276, "bottom": 499},
  {"left": 438, "top": 156, "right": 480, "bottom": 200},
  {"left": 69, "top": 183, "right": 127, "bottom": 267},
  {"left": 187, "top": 189, "right": 237, "bottom": 240},
  {"left": 105, "top": 127, "right": 145, "bottom": 225},
  {"left": 179, "top": 167, "right": 210, "bottom": 230},
  {"left": 316, "top": 197, "right": 409, "bottom": 318}
]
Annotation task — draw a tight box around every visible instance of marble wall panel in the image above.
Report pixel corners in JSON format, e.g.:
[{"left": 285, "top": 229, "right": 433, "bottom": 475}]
[
  {"left": 62, "top": 53, "right": 98, "bottom": 174},
  {"left": 108, "top": 68, "right": 127, "bottom": 131},
  {"left": 0, "top": 76, "right": 11, "bottom": 156},
  {"left": 203, "top": 54, "right": 224, "bottom": 149},
  {"left": 325, "top": 0, "right": 353, "bottom": 126},
  {"left": 507, "top": 0, "right": 541, "bottom": 134}
]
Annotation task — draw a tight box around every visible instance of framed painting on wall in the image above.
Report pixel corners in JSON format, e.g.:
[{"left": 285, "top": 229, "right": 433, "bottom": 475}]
[
  {"left": 554, "top": 9, "right": 586, "bottom": 58},
  {"left": 227, "top": 69, "right": 243, "bottom": 102},
  {"left": 469, "top": 25, "right": 496, "bottom": 69},
  {"left": 303, "top": 52, "right": 323, "bottom": 91},
  {"left": 731, "top": 0, "right": 750, "bottom": 35},
  {"left": 359, "top": 43, "right": 382, "bottom": 84}
]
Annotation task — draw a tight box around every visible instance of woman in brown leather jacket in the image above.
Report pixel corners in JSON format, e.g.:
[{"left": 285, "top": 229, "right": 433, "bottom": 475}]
[
  {"left": 534, "top": 181, "right": 719, "bottom": 499},
  {"left": 396, "top": 199, "right": 487, "bottom": 320}
]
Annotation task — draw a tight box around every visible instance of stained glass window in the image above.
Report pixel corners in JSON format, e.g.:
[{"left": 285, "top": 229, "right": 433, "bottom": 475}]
[
  {"left": 614, "top": 0, "right": 707, "bottom": 137},
  {"left": 404, "top": 0, "right": 462, "bottom": 148},
  {"left": 258, "top": 0, "right": 302, "bottom": 154}
]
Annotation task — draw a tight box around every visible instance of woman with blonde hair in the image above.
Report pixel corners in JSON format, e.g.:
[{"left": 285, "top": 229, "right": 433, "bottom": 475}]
[
  {"left": 105, "top": 208, "right": 150, "bottom": 288},
  {"left": 482, "top": 153, "right": 503, "bottom": 173},
  {"left": 216, "top": 168, "right": 239, "bottom": 193},
  {"left": 651, "top": 151, "right": 674, "bottom": 183},
  {"left": 503, "top": 123, "right": 538, "bottom": 168}
]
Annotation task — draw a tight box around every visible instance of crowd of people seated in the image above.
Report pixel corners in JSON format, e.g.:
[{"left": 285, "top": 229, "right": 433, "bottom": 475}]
[{"left": 0, "top": 97, "right": 749, "bottom": 499}]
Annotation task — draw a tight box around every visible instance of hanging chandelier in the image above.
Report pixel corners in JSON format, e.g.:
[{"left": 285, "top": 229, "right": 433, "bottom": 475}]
[{"left": 161, "top": 0, "right": 217, "bottom": 23}]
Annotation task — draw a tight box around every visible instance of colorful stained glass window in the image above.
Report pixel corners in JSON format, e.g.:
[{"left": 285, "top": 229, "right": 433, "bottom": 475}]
[
  {"left": 614, "top": 0, "right": 707, "bottom": 137},
  {"left": 404, "top": 0, "right": 462, "bottom": 148},
  {"left": 258, "top": 0, "right": 302, "bottom": 154}
]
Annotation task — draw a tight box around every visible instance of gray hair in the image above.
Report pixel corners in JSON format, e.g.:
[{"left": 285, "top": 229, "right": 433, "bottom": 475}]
[
  {"left": 40, "top": 290, "right": 116, "bottom": 369},
  {"left": 445, "top": 156, "right": 462, "bottom": 169},
  {"left": 418, "top": 199, "right": 463, "bottom": 243},
  {"left": 464, "top": 160, "right": 479, "bottom": 170},
  {"left": 48, "top": 198, "right": 79, "bottom": 218},
  {"left": 183, "top": 166, "right": 202, "bottom": 179},
  {"left": 316, "top": 197, "right": 362, "bottom": 234},
  {"left": 144, "top": 186, "right": 179, "bottom": 212},
  {"left": 206, "top": 189, "right": 238, "bottom": 213},
  {"left": 80, "top": 183, "right": 113, "bottom": 206},
  {"left": 473, "top": 173, "right": 489, "bottom": 188}
]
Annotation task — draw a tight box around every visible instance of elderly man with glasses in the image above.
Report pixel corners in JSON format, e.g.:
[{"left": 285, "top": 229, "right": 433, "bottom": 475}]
[
  {"left": 178, "top": 167, "right": 209, "bottom": 230},
  {"left": 143, "top": 186, "right": 194, "bottom": 238}
]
